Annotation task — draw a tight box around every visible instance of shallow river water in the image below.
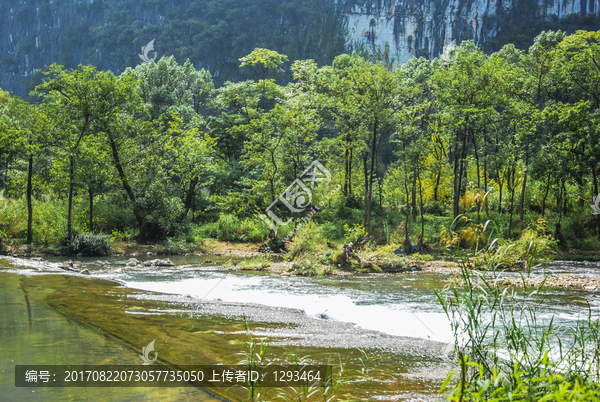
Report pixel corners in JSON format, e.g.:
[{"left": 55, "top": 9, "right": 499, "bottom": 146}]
[{"left": 2, "top": 255, "right": 600, "bottom": 401}]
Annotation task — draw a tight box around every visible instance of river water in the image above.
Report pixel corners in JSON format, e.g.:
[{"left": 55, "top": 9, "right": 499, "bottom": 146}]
[{"left": 2, "top": 255, "right": 600, "bottom": 401}]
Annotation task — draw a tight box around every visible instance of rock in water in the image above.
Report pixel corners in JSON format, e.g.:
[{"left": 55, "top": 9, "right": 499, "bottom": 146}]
[
  {"left": 80, "top": 269, "right": 90, "bottom": 275},
  {"left": 157, "top": 258, "right": 174, "bottom": 266},
  {"left": 143, "top": 259, "right": 175, "bottom": 267}
]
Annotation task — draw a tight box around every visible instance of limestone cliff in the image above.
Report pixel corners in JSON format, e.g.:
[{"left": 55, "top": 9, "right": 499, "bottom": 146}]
[{"left": 340, "top": 0, "right": 595, "bottom": 63}]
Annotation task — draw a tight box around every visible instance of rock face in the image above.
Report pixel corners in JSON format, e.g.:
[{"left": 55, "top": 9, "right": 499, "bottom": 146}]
[{"left": 340, "top": 0, "right": 592, "bottom": 64}]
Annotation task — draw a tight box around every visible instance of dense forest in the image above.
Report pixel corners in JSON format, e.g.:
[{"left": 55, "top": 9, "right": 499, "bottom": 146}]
[
  {"left": 1, "top": 0, "right": 347, "bottom": 97},
  {"left": 4, "top": 0, "right": 600, "bottom": 99},
  {"left": 1, "top": 30, "right": 599, "bottom": 259}
]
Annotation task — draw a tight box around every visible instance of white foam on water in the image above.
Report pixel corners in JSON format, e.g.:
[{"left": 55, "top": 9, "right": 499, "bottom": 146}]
[{"left": 123, "top": 276, "right": 453, "bottom": 343}]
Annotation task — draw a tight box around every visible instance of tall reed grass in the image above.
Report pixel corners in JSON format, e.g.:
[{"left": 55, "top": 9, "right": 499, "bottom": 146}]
[{"left": 435, "top": 233, "right": 600, "bottom": 401}]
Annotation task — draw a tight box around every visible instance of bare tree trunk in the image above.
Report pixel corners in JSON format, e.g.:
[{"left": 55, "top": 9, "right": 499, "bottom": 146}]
[
  {"left": 434, "top": 170, "right": 441, "bottom": 202},
  {"left": 562, "top": 179, "right": 568, "bottom": 217},
  {"left": 344, "top": 148, "right": 349, "bottom": 196},
  {"left": 178, "top": 175, "right": 199, "bottom": 223},
  {"left": 416, "top": 175, "right": 426, "bottom": 251},
  {"left": 88, "top": 187, "right": 94, "bottom": 233},
  {"left": 403, "top": 175, "right": 411, "bottom": 254},
  {"left": 484, "top": 140, "right": 489, "bottom": 218},
  {"left": 362, "top": 154, "right": 370, "bottom": 229},
  {"left": 349, "top": 148, "right": 353, "bottom": 195},
  {"left": 508, "top": 168, "right": 516, "bottom": 238},
  {"left": 411, "top": 178, "right": 417, "bottom": 220},
  {"left": 67, "top": 155, "right": 75, "bottom": 240},
  {"left": 592, "top": 163, "right": 600, "bottom": 240},
  {"left": 519, "top": 147, "right": 529, "bottom": 224},
  {"left": 27, "top": 154, "right": 33, "bottom": 244},
  {"left": 497, "top": 171, "right": 503, "bottom": 213}
]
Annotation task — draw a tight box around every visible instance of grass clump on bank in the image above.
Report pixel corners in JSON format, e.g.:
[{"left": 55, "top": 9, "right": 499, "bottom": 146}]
[{"left": 436, "top": 236, "right": 600, "bottom": 401}]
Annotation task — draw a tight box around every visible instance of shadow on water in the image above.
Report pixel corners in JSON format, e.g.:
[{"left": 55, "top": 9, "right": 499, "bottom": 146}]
[{"left": 0, "top": 272, "right": 222, "bottom": 401}]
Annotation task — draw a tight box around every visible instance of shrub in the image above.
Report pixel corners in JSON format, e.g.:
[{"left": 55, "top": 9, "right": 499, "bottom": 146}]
[
  {"left": 155, "top": 237, "right": 198, "bottom": 255},
  {"left": 0, "top": 195, "right": 66, "bottom": 243},
  {"left": 380, "top": 258, "right": 413, "bottom": 273},
  {"left": 195, "top": 214, "right": 270, "bottom": 243},
  {"left": 286, "top": 221, "right": 320, "bottom": 260},
  {"left": 320, "top": 221, "right": 344, "bottom": 240},
  {"left": 513, "top": 217, "right": 557, "bottom": 261},
  {"left": 68, "top": 232, "right": 110, "bottom": 256},
  {"left": 289, "top": 259, "right": 319, "bottom": 276},
  {"left": 343, "top": 223, "right": 367, "bottom": 244}
]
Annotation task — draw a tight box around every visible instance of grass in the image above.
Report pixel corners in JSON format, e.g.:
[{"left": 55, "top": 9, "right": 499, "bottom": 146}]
[{"left": 435, "top": 233, "right": 600, "bottom": 401}]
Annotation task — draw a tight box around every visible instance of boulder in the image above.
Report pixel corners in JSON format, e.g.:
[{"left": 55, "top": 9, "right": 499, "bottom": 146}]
[
  {"left": 126, "top": 258, "right": 141, "bottom": 267},
  {"left": 80, "top": 269, "right": 90, "bottom": 275}
]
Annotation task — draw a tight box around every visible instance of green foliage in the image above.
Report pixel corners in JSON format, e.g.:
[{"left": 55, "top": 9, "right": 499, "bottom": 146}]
[
  {"left": 68, "top": 232, "right": 110, "bottom": 256},
  {"left": 289, "top": 259, "right": 319, "bottom": 276},
  {"left": 286, "top": 222, "right": 320, "bottom": 260},
  {"left": 343, "top": 223, "right": 366, "bottom": 245},
  {"left": 379, "top": 259, "right": 412, "bottom": 273},
  {"left": 155, "top": 238, "right": 198, "bottom": 255},
  {"left": 2, "top": 29, "right": 600, "bottom": 254},
  {"left": 195, "top": 214, "right": 269, "bottom": 243},
  {"left": 320, "top": 221, "right": 344, "bottom": 240},
  {"left": 511, "top": 218, "right": 557, "bottom": 262},
  {"left": 6, "top": 0, "right": 347, "bottom": 97},
  {"left": 0, "top": 196, "right": 66, "bottom": 244}
]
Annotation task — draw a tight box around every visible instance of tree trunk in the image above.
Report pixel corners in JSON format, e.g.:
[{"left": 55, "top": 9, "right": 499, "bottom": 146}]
[
  {"left": 416, "top": 175, "right": 425, "bottom": 251},
  {"left": 592, "top": 163, "right": 600, "bottom": 240},
  {"left": 452, "top": 151, "right": 460, "bottom": 218},
  {"left": 88, "top": 187, "right": 94, "bottom": 233},
  {"left": 519, "top": 147, "right": 529, "bottom": 224},
  {"left": 67, "top": 155, "right": 75, "bottom": 240},
  {"left": 403, "top": 176, "right": 411, "bottom": 253},
  {"left": 508, "top": 168, "right": 516, "bottom": 239},
  {"left": 411, "top": 178, "right": 417, "bottom": 220},
  {"left": 367, "top": 121, "right": 378, "bottom": 234},
  {"left": 107, "top": 133, "right": 145, "bottom": 236},
  {"left": 541, "top": 175, "right": 550, "bottom": 218},
  {"left": 484, "top": 141, "right": 489, "bottom": 218},
  {"left": 362, "top": 154, "right": 370, "bottom": 229},
  {"left": 178, "top": 175, "right": 199, "bottom": 223},
  {"left": 434, "top": 170, "right": 441, "bottom": 202},
  {"left": 497, "top": 171, "right": 503, "bottom": 213},
  {"left": 26, "top": 154, "right": 33, "bottom": 244},
  {"left": 344, "top": 148, "right": 349, "bottom": 196},
  {"left": 562, "top": 179, "right": 568, "bottom": 217},
  {"left": 349, "top": 148, "right": 353, "bottom": 195}
]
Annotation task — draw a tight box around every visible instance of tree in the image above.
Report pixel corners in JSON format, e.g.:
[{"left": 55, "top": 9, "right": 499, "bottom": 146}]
[
  {"left": 36, "top": 64, "right": 138, "bottom": 239},
  {"left": 323, "top": 54, "right": 398, "bottom": 234},
  {"left": 1, "top": 96, "right": 55, "bottom": 242}
]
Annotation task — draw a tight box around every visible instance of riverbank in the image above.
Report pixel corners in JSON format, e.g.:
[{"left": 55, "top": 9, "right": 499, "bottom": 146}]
[{"left": 5, "top": 239, "right": 600, "bottom": 289}]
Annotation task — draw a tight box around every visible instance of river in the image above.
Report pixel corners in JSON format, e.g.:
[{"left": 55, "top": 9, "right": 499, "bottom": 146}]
[{"left": 2, "top": 255, "right": 599, "bottom": 401}]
